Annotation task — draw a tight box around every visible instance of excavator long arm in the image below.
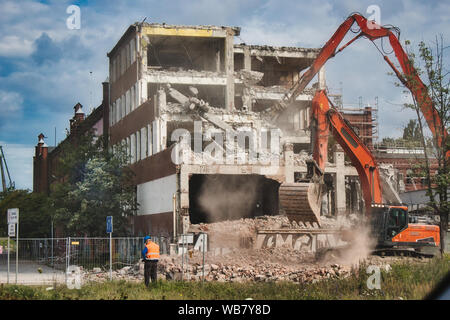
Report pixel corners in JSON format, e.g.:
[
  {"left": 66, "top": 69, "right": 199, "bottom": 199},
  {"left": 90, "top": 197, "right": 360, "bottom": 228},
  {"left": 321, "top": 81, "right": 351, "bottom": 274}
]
[
  {"left": 279, "top": 13, "right": 448, "bottom": 225},
  {"left": 311, "top": 90, "right": 383, "bottom": 214},
  {"left": 274, "top": 13, "right": 448, "bottom": 158}
]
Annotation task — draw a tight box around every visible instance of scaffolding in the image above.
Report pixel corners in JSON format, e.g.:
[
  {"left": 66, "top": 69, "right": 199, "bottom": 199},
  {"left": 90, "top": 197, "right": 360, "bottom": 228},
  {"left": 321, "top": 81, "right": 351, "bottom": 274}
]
[{"left": 328, "top": 92, "right": 379, "bottom": 148}]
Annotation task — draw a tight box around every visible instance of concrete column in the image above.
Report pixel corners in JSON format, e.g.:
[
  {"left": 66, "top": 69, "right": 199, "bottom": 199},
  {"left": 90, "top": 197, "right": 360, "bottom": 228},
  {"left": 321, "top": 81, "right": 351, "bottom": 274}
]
[
  {"left": 299, "top": 108, "right": 305, "bottom": 130},
  {"left": 333, "top": 144, "right": 346, "bottom": 215},
  {"left": 243, "top": 46, "right": 251, "bottom": 70},
  {"left": 141, "top": 127, "right": 147, "bottom": 160},
  {"left": 160, "top": 119, "right": 167, "bottom": 151},
  {"left": 293, "top": 109, "right": 300, "bottom": 131},
  {"left": 140, "top": 36, "right": 148, "bottom": 70},
  {"left": 125, "top": 90, "right": 130, "bottom": 116},
  {"left": 156, "top": 87, "right": 165, "bottom": 117},
  {"left": 215, "top": 38, "right": 221, "bottom": 72},
  {"left": 136, "top": 130, "right": 141, "bottom": 162},
  {"left": 152, "top": 119, "right": 160, "bottom": 154},
  {"left": 284, "top": 143, "right": 294, "bottom": 183},
  {"left": 130, "top": 133, "right": 136, "bottom": 163},
  {"left": 318, "top": 66, "right": 326, "bottom": 90},
  {"left": 242, "top": 88, "right": 252, "bottom": 111},
  {"left": 224, "top": 31, "right": 235, "bottom": 111},
  {"left": 146, "top": 124, "right": 152, "bottom": 157},
  {"left": 242, "top": 46, "right": 253, "bottom": 111}
]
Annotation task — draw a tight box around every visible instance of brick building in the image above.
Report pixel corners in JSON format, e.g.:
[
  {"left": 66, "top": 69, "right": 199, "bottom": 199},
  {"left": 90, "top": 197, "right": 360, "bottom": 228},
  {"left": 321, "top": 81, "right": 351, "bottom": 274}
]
[
  {"left": 33, "top": 82, "right": 109, "bottom": 194},
  {"left": 373, "top": 147, "right": 439, "bottom": 193},
  {"left": 338, "top": 97, "right": 439, "bottom": 194}
]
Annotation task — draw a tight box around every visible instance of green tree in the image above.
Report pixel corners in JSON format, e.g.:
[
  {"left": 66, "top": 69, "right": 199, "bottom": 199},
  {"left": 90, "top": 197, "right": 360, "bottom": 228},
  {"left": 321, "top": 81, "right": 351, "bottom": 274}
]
[
  {"left": 379, "top": 120, "right": 425, "bottom": 149},
  {"left": 402, "top": 119, "right": 422, "bottom": 141},
  {"left": 51, "top": 131, "right": 137, "bottom": 236},
  {"left": 0, "top": 189, "right": 52, "bottom": 238}
]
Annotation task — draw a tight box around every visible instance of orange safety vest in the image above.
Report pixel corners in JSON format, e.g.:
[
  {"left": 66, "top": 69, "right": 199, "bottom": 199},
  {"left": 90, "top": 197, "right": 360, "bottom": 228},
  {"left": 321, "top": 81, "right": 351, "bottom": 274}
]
[{"left": 145, "top": 241, "right": 160, "bottom": 260}]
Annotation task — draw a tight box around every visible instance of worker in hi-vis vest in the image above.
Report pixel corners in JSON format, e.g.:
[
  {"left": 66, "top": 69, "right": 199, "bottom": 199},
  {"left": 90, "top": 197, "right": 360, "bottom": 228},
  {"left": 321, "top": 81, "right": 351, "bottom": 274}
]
[{"left": 141, "top": 235, "right": 160, "bottom": 286}]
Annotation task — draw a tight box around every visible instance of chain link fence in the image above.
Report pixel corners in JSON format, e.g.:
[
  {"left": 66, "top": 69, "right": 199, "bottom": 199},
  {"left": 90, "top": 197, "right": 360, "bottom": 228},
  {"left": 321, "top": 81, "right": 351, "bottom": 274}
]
[{"left": 0, "top": 236, "right": 170, "bottom": 285}]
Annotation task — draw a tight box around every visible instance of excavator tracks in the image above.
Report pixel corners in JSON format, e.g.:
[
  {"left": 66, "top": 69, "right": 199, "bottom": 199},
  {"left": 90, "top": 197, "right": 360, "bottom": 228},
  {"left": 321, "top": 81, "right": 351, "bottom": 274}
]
[{"left": 279, "top": 182, "right": 322, "bottom": 226}]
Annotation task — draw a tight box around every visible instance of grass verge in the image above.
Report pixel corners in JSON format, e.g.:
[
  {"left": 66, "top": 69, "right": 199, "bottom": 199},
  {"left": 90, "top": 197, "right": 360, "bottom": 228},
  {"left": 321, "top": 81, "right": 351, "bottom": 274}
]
[{"left": 0, "top": 254, "right": 448, "bottom": 300}]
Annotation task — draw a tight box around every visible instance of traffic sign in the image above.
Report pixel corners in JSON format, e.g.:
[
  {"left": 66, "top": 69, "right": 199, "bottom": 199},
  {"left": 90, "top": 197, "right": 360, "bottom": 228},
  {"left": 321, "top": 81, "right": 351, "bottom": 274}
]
[
  {"left": 106, "top": 216, "right": 113, "bottom": 233},
  {"left": 7, "top": 208, "right": 19, "bottom": 224},
  {"left": 8, "top": 224, "right": 15, "bottom": 237}
]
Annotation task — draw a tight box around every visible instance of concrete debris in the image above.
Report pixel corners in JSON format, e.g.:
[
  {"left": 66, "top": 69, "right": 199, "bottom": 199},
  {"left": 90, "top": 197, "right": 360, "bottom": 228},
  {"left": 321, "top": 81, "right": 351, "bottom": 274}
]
[
  {"left": 236, "top": 70, "right": 264, "bottom": 86},
  {"left": 147, "top": 68, "right": 225, "bottom": 78},
  {"left": 234, "top": 43, "right": 320, "bottom": 55},
  {"left": 80, "top": 252, "right": 352, "bottom": 284},
  {"left": 293, "top": 151, "right": 311, "bottom": 166},
  {"left": 77, "top": 249, "right": 428, "bottom": 285},
  {"left": 252, "top": 85, "right": 316, "bottom": 96}
]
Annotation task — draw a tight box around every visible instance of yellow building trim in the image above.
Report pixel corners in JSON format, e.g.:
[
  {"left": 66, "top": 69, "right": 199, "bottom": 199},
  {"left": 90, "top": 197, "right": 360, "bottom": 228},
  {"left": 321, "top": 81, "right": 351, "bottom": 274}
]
[{"left": 142, "top": 26, "right": 214, "bottom": 37}]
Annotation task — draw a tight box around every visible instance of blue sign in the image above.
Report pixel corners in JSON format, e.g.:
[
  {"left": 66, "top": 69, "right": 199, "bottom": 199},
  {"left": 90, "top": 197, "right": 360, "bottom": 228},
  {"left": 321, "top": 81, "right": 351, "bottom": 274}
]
[{"left": 106, "top": 216, "right": 113, "bottom": 233}]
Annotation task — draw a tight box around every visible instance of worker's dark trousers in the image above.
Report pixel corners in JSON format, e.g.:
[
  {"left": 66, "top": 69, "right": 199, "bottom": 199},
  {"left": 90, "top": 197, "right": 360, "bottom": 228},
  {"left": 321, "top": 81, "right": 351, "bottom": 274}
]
[{"left": 144, "top": 260, "right": 158, "bottom": 286}]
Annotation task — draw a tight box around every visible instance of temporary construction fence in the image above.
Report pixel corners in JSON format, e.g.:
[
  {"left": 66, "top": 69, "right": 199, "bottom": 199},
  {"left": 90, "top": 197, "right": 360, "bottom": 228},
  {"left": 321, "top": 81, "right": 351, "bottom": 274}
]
[{"left": 0, "top": 236, "right": 170, "bottom": 285}]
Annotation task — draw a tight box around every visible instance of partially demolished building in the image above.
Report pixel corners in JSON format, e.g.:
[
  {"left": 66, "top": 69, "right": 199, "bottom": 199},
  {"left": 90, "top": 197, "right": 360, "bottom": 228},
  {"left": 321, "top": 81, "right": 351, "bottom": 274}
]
[{"left": 105, "top": 22, "right": 363, "bottom": 237}]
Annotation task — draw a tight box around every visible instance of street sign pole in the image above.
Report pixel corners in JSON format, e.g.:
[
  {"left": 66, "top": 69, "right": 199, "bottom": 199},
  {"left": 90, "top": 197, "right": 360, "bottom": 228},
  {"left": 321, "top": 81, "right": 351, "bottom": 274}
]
[
  {"left": 7, "top": 208, "right": 19, "bottom": 284},
  {"left": 15, "top": 217, "right": 18, "bottom": 284},
  {"left": 106, "top": 216, "right": 113, "bottom": 281},
  {"left": 51, "top": 219, "right": 54, "bottom": 267},
  {"left": 7, "top": 236, "right": 10, "bottom": 284},
  {"left": 109, "top": 231, "right": 112, "bottom": 281}
]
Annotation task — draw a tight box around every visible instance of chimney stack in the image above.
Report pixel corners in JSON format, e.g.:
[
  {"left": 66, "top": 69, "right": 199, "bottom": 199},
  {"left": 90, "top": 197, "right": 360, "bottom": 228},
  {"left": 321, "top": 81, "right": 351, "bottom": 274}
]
[
  {"left": 33, "top": 133, "right": 49, "bottom": 193},
  {"left": 70, "top": 103, "right": 85, "bottom": 134}
]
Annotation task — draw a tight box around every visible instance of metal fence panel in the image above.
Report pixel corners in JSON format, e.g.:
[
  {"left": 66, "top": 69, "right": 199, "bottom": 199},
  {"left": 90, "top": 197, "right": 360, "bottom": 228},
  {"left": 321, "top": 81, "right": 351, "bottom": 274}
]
[{"left": 0, "top": 236, "right": 170, "bottom": 285}]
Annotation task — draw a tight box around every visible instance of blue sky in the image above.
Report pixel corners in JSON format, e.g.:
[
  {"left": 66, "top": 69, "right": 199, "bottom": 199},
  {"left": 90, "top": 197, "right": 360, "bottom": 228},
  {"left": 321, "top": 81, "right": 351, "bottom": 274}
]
[{"left": 0, "top": 0, "right": 449, "bottom": 190}]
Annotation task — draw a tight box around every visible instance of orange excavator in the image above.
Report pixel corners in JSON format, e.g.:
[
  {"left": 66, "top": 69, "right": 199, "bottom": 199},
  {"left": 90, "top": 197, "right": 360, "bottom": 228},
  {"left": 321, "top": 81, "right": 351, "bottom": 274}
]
[
  {"left": 276, "top": 13, "right": 445, "bottom": 253},
  {"left": 311, "top": 90, "right": 439, "bottom": 252}
]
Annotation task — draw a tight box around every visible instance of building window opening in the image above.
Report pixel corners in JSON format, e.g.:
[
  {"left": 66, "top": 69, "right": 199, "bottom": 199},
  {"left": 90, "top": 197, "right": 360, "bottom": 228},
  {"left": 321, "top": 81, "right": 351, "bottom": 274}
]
[{"left": 189, "top": 174, "right": 280, "bottom": 224}]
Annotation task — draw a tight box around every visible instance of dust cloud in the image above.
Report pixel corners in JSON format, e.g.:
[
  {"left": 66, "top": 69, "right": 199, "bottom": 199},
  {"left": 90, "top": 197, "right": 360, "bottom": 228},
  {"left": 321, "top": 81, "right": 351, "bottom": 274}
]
[
  {"left": 321, "top": 215, "right": 377, "bottom": 267},
  {"left": 336, "top": 225, "right": 376, "bottom": 266},
  {"left": 198, "top": 175, "right": 259, "bottom": 223}
]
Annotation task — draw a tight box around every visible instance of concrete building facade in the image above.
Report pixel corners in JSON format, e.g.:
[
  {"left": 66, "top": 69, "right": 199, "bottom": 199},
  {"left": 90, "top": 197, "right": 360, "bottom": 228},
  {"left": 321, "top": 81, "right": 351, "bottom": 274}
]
[
  {"left": 33, "top": 22, "right": 370, "bottom": 238},
  {"left": 103, "top": 22, "right": 363, "bottom": 238}
]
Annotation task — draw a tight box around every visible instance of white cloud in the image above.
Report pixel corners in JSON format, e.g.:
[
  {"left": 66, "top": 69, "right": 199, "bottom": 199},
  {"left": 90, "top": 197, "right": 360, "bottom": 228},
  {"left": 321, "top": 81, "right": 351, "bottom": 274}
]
[
  {"left": 0, "top": 35, "right": 34, "bottom": 57},
  {"left": 0, "top": 90, "right": 23, "bottom": 114}
]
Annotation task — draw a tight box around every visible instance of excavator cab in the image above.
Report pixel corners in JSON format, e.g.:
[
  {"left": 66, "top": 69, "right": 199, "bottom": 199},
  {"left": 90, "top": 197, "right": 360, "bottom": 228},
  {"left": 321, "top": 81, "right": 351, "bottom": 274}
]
[
  {"left": 369, "top": 205, "right": 408, "bottom": 247},
  {"left": 369, "top": 204, "right": 440, "bottom": 251}
]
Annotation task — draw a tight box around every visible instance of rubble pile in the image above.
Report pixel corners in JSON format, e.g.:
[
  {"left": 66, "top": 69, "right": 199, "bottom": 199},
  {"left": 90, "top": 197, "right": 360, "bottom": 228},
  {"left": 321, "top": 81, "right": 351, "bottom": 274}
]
[
  {"left": 156, "top": 247, "right": 352, "bottom": 283},
  {"left": 79, "top": 215, "right": 392, "bottom": 284},
  {"left": 79, "top": 253, "right": 428, "bottom": 285},
  {"left": 188, "top": 214, "right": 358, "bottom": 249},
  {"left": 79, "top": 249, "right": 353, "bottom": 284}
]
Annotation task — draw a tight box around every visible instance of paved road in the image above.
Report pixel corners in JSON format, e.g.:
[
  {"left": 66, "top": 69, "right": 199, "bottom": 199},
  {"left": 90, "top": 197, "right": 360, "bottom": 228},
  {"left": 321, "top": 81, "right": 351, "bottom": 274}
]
[{"left": 0, "top": 254, "right": 65, "bottom": 285}]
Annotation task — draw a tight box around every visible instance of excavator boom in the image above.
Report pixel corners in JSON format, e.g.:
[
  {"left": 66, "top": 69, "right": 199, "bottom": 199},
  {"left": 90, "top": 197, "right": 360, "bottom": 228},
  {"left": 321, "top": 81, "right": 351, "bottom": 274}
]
[
  {"left": 271, "top": 13, "right": 448, "bottom": 158},
  {"left": 278, "top": 13, "right": 448, "bottom": 225},
  {"left": 312, "top": 90, "right": 383, "bottom": 212}
]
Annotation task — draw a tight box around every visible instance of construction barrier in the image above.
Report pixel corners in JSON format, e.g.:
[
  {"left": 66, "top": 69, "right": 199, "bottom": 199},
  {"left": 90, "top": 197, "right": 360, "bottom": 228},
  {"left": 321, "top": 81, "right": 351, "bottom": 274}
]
[{"left": 0, "top": 236, "right": 170, "bottom": 285}]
